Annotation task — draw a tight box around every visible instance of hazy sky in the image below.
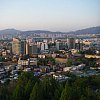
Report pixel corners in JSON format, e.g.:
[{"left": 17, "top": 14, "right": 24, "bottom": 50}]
[{"left": 0, "top": 0, "right": 100, "bottom": 32}]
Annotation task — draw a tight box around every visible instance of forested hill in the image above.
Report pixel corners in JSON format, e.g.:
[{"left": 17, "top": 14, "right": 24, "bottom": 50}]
[{"left": 0, "top": 72, "right": 100, "bottom": 100}]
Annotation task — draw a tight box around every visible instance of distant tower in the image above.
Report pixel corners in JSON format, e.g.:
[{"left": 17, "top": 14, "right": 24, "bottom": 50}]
[
  {"left": 67, "top": 38, "right": 75, "bottom": 49},
  {"left": 56, "top": 42, "right": 60, "bottom": 50},
  {"left": 12, "top": 38, "right": 26, "bottom": 55},
  {"left": 32, "top": 44, "right": 38, "bottom": 54},
  {"left": 41, "top": 42, "right": 48, "bottom": 51},
  {"left": 26, "top": 42, "right": 29, "bottom": 55},
  {"left": 75, "top": 39, "right": 83, "bottom": 50}
]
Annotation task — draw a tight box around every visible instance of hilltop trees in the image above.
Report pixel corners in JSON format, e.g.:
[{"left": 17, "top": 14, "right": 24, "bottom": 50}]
[
  {"left": 0, "top": 72, "right": 100, "bottom": 100},
  {"left": 30, "top": 82, "right": 42, "bottom": 100},
  {"left": 30, "top": 77, "right": 59, "bottom": 100},
  {"left": 12, "top": 72, "right": 39, "bottom": 100},
  {"left": 37, "top": 57, "right": 55, "bottom": 66}
]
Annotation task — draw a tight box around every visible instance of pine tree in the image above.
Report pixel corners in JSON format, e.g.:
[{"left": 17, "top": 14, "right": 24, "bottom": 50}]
[
  {"left": 60, "top": 83, "right": 72, "bottom": 100},
  {"left": 29, "top": 82, "right": 42, "bottom": 100},
  {"left": 12, "top": 84, "right": 25, "bottom": 100}
]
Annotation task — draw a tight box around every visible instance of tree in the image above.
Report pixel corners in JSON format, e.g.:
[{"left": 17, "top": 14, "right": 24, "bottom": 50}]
[
  {"left": 24, "top": 80, "right": 35, "bottom": 100},
  {"left": 96, "top": 90, "right": 100, "bottom": 100},
  {"left": 12, "top": 72, "right": 38, "bottom": 100},
  {"left": 37, "top": 58, "right": 55, "bottom": 66},
  {"left": 84, "top": 87, "right": 96, "bottom": 100},
  {"left": 80, "top": 95, "right": 87, "bottom": 100},
  {"left": 41, "top": 77, "right": 57, "bottom": 100},
  {"left": 0, "top": 86, "right": 10, "bottom": 100},
  {"left": 29, "top": 82, "right": 42, "bottom": 100},
  {"left": 53, "top": 84, "right": 64, "bottom": 100},
  {"left": 12, "top": 84, "right": 25, "bottom": 100},
  {"left": 66, "top": 59, "right": 73, "bottom": 67},
  {"left": 60, "top": 83, "right": 72, "bottom": 100}
]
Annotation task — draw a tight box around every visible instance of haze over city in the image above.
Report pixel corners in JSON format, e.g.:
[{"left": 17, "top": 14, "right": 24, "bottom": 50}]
[{"left": 0, "top": 0, "right": 100, "bottom": 32}]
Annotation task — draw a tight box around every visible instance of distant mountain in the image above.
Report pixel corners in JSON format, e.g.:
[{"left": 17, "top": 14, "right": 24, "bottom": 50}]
[
  {"left": 0, "top": 29, "right": 21, "bottom": 34},
  {"left": 0, "top": 26, "right": 100, "bottom": 35},
  {"left": 21, "top": 26, "right": 100, "bottom": 34},
  {"left": 21, "top": 30, "right": 63, "bottom": 34},
  {"left": 67, "top": 26, "right": 100, "bottom": 34}
]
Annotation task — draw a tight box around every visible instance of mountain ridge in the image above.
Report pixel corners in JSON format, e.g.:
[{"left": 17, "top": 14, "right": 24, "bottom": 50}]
[{"left": 0, "top": 26, "right": 100, "bottom": 35}]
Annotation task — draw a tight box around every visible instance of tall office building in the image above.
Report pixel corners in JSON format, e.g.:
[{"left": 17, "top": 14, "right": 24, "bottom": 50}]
[
  {"left": 26, "top": 42, "right": 29, "bottom": 55},
  {"left": 32, "top": 44, "right": 38, "bottom": 54},
  {"left": 56, "top": 42, "right": 60, "bottom": 50},
  {"left": 67, "top": 38, "right": 75, "bottom": 49},
  {"left": 75, "top": 39, "right": 83, "bottom": 50},
  {"left": 26, "top": 43, "right": 38, "bottom": 55},
  {"left": 56, "top": 41, "right": 67, "bottom": 50},
  {"left": 12, "top": 38, "right": 26, "bottom": 55},
  {"left": 41, "top": 42, "right": 48, "bottom": 51},
  {"left": 29, "top": 44, "right": 38, "bottom": 55}
]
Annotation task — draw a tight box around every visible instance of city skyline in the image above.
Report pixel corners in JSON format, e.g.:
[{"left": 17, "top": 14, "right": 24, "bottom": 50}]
[{"left": 0, "top": 0, "right": 100, "bottom": 32}]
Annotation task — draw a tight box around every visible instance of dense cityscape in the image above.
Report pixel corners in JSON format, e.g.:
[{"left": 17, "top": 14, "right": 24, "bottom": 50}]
[
  {"left": 0, "top": 0, "right": 100, "bottom": 100},
  {"left": 0, "top": 28, "right": 100, "bottom": 100}
]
